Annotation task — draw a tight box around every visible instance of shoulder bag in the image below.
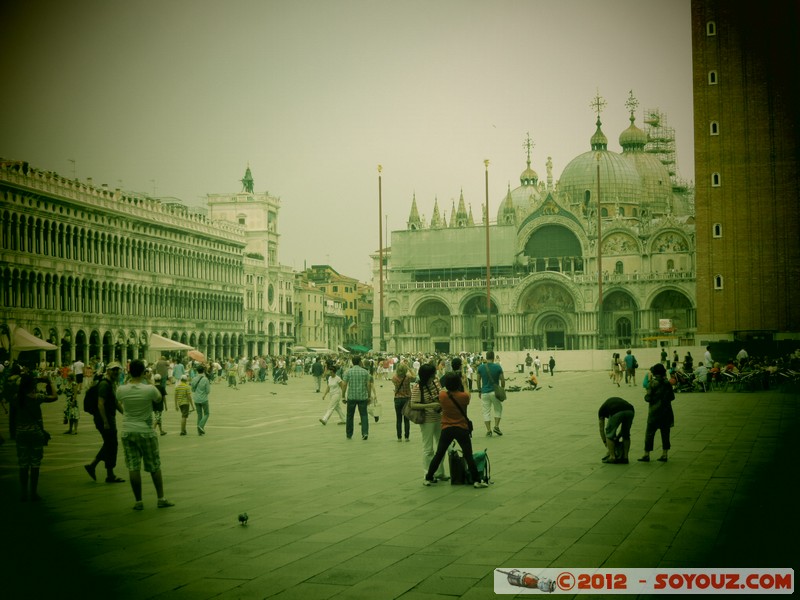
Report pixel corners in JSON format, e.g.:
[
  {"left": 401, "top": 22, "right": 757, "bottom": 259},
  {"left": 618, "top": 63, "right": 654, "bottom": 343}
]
[
  {"left": 486, "top": 365, "right": 506, "bottom": 401},
  {"left": 402, "top": 385, "right": 427, "bottom": 425},
  {"left": 447, "top": 391, "right": 473, "bottom": 435}
]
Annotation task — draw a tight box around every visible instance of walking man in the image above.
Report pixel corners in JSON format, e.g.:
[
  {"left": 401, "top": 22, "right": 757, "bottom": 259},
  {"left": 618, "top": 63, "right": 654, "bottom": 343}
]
[
  {"left": 84, "top": 362, "right": 125, "bottom": 484},
  {"left": 623, "top": 349, "right": 638, "bottom": 386},
  {"left": 341, "top": 356, "right": 375, "bottom": 440},
  {"left": 191, "top": 365, "right": 211, "bottom": 435},
  {"left": 311, "top": 357, "right": 325, "bottom": 393},
  {"left": 476, "top": 351, "right": 505, "bottom": 437},
  {"left": 174, "top": 374, "right": 194, "bottom": 435},
  {"left": 72, "top": 357, "right": 85, "bottom": 392},
  {"left": 117, "top": 359, "right": 174, "bottom": 510}
]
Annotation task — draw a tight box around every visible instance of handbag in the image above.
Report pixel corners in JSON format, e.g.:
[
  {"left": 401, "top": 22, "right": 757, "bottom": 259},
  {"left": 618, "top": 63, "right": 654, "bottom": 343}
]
[
  {"left": 487, "top": 366, "right": 506, "bottom": 401},
  {"left": 402, "top": 386, "right": 426, "bottom": 425}
]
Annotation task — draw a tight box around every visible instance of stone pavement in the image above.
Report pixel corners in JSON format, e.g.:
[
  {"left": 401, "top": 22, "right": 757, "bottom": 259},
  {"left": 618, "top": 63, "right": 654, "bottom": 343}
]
[{"left": 1, "top": 369, "right": 798, "bottom": 599}]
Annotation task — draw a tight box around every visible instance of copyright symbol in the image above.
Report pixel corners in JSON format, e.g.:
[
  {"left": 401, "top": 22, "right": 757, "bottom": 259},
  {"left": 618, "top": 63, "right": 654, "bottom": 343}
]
[{"left": 558, "top": 571, "right": 575, "bottom": 591}]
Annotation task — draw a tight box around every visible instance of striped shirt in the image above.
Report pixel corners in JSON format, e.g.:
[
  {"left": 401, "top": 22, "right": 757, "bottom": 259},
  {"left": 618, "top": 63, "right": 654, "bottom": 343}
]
[{"left": 174, "top": 382, "right": 192, "bottom": 406}]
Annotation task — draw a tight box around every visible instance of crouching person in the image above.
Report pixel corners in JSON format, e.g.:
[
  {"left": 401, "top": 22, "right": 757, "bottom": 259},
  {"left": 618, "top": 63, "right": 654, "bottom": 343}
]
[{"left": 598, "top": 396, "right": 635, "bottom": 464}]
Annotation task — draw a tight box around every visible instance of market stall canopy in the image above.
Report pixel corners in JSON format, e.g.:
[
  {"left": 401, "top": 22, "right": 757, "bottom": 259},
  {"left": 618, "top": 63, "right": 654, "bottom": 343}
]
[
  {"left": 148, "top": 333, "right": 193, "bottom": 351},
  {"left": 9, "top": 326, "right": 57, "bottom": 356}
]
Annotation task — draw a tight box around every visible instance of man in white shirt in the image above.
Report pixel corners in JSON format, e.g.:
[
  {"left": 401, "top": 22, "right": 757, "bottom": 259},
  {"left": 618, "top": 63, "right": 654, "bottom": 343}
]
[{"left": 72, "top": 358, "right": 85, "bottom": 390}]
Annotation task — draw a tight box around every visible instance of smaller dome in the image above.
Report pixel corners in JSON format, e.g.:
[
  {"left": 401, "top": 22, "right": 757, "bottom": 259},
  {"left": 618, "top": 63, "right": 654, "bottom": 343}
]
[
  {"left": 619, "top": 115, "right": 648, "bottom": 148},
  {"left": 590, "top": 118, "right": 608, "bottom": 150},
  {"left": 520, "top": 164, "right": 538, "bottom": 186}
]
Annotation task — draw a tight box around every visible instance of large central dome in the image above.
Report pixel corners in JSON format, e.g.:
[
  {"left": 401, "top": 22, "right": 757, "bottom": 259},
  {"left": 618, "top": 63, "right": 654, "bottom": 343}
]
[{"left": 559, "top": 118, "right": 643, "bottom": 210}]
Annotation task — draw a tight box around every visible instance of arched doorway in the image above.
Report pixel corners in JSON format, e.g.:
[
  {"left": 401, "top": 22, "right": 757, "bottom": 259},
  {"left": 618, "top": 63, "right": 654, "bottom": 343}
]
[
  {"left": 543, "top": 316, "right": 567, "bottom": 350},
  {"left": 462, "top": 295, "right": 498, "bottom": 351},
  {"left": 75, "top": 330, "right": 87, "bottom": 362},
  {"left": 415, "top": 299, "right": 451, "bottom": 353},
  {"left": 520, "top": 282, "right": 575, "bottom": 349},
  {"left": 603, "top": 290, "right": 637, "bottom": 347},
  {"left": 615, "top": 317, "right": 632, "bottom": 347}
]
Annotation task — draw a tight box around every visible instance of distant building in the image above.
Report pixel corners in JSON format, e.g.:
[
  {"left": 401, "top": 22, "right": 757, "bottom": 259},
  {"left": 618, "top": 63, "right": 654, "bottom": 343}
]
[
  {"left": 691, "top": 0, "right": 800, "bottom": 341},
  {"left": 375, "top": 98, "right": 696, "bottom": 354},
  {"left": 304, "top": 265, "right": 364, "bottom": 347},
  {"left": 207, "top": 167, "right": 296, "bottom": 357}
]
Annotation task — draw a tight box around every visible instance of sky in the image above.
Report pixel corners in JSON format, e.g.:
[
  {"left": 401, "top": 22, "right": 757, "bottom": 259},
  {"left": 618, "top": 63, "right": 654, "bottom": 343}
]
[{"left": 1, "top": 0, "right": 693, "bottom": 283}]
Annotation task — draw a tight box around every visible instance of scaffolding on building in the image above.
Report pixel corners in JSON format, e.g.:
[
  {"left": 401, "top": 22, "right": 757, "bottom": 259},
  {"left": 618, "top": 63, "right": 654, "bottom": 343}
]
[{"left": 643, "top": 108, "right": 678, "bottom": 181}]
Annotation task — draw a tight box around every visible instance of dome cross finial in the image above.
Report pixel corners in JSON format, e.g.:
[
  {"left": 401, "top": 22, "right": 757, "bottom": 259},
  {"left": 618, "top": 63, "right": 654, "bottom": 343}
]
[
  {"left": 590, "top": 89, "right": 607, "bottom": 120},
  {"left": 625, "top": 90, "right": 639, "bottom": 117},
  {"left": 523, "top": 132, "right": 535, "bottom": 167}
]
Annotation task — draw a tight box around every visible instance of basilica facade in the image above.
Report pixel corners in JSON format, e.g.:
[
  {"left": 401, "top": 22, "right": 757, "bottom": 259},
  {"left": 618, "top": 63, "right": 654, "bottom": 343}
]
[{"left": 377, "top": 100, "right": 696, "bottom": 354}]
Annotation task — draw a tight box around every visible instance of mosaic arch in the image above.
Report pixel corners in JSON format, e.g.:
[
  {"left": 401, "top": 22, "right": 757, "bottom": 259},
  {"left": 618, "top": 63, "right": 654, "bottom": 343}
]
[
  {"left": 460, "top": 294, "right": 499, "bottom": 316},
  {"left": 522, "top": 224, "right": 583, "bottom": 266},
  {"left": 601, "top": 232, "right": 640, "bottom": 255},
  {"left": 602, "top": 289, "right": 639, "bottom": 312},
  {"left": 650, "top": 231, "right": 690, "bottom": 254},
  {"left": 519, "top": 282, "right": 576, "bottom": 313},
  {"left": 414, "top": 298, "right": 451, "bottom": 318}
]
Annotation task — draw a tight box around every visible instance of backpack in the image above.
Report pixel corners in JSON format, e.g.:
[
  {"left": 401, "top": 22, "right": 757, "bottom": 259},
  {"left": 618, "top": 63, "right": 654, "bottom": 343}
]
[
  {"left": 448, "top": 444, "right": 491, "bottom": 485},
  {"left": 83, "top": 381, "right": 102, "bottom": 415}
]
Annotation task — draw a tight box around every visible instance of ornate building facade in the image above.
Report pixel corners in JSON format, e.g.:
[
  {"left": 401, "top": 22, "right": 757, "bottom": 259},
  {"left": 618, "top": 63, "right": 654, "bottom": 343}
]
[
  {"left": 1, "top": 160, "right": 370, "bottom": 364},
  {"left": 0, "top": 160, "right": 246, "bottom": 365},
  {"left": 376, "top": 97, "right": 696, "bottom": 354}
]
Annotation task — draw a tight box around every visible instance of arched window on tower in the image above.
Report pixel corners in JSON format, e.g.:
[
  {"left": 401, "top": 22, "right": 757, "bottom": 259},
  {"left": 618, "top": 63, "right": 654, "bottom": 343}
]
[
  {"left": 712, "top": 172, "right": 721, "bottom": 187},
  {"left": 708, "top": 70, "right": 718, "bottom": 85},
  {"left": 714, "top": 275, "right": 724, "bottom": 290},
  {"left": 706, "top": 21, "right": 716, "bottom": 36},
  {"left": 713, "top": 223, "right": 722, "bottom": 238},
  {"left": 710, "top": 121, "right": 719, "bottom": 135}
]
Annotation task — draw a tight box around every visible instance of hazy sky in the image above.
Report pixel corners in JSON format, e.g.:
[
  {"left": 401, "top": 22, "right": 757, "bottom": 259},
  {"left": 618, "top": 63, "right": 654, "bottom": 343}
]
[{"left": 1, "top": 0, "right": 693, "bottom": 283}]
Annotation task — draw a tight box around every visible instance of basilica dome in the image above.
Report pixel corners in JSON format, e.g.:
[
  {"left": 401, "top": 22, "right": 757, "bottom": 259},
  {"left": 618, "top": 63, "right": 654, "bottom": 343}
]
[{"left": 559, "top": 118, "right": 643, "bottom": 211}]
